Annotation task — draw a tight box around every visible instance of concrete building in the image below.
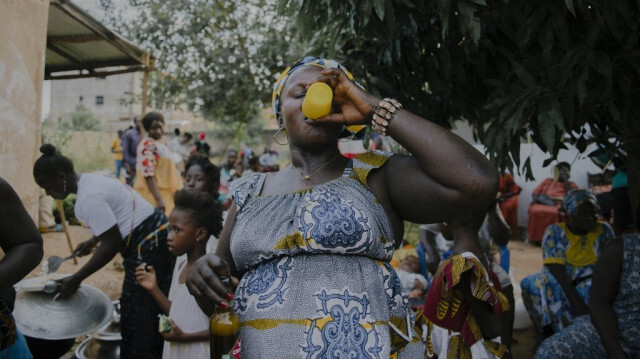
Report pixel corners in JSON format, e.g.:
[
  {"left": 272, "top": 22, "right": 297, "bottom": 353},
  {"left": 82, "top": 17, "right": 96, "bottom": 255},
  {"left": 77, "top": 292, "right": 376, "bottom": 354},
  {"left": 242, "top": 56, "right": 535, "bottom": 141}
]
[
  {"left": 49, "top": 72, "right": 198, "bottom": 133},
  {"left": 49, "top": 72, "right": 137, "bottom": 132}
]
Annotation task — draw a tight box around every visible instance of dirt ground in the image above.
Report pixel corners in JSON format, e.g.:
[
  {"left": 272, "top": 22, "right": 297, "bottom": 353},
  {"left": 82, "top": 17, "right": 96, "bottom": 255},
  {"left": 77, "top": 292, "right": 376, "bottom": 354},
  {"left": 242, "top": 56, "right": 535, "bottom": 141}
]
[{"left": 27, "top": 226, "right": 544, "bottom": 358}]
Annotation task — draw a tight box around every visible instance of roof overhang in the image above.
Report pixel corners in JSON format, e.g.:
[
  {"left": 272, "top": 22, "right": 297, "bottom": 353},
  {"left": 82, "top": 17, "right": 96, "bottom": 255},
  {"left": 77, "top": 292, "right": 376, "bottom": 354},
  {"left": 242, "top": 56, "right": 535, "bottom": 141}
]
[{"left": 45, "top": 0, "right": 154, "bottom": 80}]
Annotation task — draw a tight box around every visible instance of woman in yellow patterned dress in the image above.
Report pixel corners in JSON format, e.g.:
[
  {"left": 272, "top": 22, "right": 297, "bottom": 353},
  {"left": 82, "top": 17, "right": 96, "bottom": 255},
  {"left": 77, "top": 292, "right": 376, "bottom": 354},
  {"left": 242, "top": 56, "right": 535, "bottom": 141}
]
[
  {"left": 134, "top": 111, "right": 183, "bottom": 215},
  {"left": 520, "top": 189, "right": 615, "bottom": 336}
]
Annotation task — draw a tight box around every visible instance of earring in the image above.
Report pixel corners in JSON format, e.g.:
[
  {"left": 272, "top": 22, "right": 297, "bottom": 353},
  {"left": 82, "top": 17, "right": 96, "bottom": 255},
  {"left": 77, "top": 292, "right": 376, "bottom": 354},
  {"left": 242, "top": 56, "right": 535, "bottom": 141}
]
[
  {"left": 273, "top": 127, "right": 289, "bottom": 146},
  {"left": 63, "top": 178, "right": 67, "bottom": 193}
]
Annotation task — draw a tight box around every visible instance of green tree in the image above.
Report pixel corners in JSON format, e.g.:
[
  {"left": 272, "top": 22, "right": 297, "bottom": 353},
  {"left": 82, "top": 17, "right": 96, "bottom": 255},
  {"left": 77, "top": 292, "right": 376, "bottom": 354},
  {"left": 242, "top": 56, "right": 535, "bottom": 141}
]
[
  {"left": 100, "top": 0, "right": 301, "bottom": 141},
  {"left": 70, "top": 105, "right": 101, "bottom": 131},
  {"left": 278, "top": 0, "right": 640, "bottom": 212}
]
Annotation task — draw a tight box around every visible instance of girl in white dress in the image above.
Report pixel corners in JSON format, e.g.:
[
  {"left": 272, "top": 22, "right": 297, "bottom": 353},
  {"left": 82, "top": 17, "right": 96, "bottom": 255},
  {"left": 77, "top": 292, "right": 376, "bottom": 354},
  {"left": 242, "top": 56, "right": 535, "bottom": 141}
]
[{"left": 135, "top": 190, "right": 223, "bottom": 358}]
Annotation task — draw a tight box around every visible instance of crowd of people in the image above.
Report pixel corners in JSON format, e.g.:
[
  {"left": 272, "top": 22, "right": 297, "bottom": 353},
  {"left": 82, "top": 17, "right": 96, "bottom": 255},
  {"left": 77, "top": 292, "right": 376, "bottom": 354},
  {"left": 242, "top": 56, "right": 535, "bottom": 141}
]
[{"left": 0, "top": 56, "right": 638, "bottom": 359}]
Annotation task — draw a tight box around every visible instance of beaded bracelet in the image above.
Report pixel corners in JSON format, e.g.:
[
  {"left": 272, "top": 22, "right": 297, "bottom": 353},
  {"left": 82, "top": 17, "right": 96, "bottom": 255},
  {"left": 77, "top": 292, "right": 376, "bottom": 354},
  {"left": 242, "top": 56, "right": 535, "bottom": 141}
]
[{"left": 372, "top": 98, "right": 403, "bottom": 135}]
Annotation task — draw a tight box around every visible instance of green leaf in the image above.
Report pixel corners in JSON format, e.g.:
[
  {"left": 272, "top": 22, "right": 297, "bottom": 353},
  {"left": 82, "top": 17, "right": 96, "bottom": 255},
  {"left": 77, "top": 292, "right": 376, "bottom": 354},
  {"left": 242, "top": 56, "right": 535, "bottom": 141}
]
[
  {"left": 523, "top": 157, "right": 534, "bottom": 181},
  {"left": 564, "top": 0, "right": 576, "bottom": 17},
  {"left": 373, "top": 0, "right": 385, "bottom": 20},
  {"left": 511, "top": 60, "right": 536, "bottom": 87},
  {"left": 576, "top": 136, "right": 587, "bottom": 152},
  {"left": 538, "top": 114, "right": 557, "bottom": 153},
  {"left": 576, "top": 64, "right": 589, "bottom": 105},
  {"left": 439, "top": 0, "right": 452, "bottom": 38},
  {"left": 359, "top": 1, "right": 373, "bottom": 27},
  {"left": 467, "top": 0, "right": 487, "bottom": 6},
  {"left": 457, "top": 1, "right": 482, "bottom": 44}
]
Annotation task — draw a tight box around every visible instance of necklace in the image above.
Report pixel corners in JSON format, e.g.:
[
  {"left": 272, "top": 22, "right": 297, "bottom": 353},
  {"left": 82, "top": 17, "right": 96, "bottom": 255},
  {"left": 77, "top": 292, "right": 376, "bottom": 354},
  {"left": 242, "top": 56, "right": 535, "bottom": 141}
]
[{"left": 290, "top": 153, "right": 342, "bottom": 181}]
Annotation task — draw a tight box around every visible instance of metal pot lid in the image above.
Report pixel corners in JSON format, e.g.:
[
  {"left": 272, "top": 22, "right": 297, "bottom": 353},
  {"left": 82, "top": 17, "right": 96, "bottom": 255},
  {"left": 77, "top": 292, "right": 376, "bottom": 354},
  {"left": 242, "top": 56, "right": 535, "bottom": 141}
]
[
  {"left": 92, "top": 300, "right": 121, "bottom": 340},
  {"left": 76, "top": 337, "right": 121, "bottom": 359},
  {"left": 14, "top": 284, "right": 113, "bottom": 340},
  {"left": 91, "top": 321, "right": 122, "bottom": 341}
]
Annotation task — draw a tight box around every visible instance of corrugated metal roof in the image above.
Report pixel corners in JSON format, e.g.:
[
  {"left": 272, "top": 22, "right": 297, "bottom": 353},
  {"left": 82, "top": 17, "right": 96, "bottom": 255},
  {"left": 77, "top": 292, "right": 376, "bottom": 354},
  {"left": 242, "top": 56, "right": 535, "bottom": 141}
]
[{"left": 45, "top": 0, "right": 154, "bottom": 80}]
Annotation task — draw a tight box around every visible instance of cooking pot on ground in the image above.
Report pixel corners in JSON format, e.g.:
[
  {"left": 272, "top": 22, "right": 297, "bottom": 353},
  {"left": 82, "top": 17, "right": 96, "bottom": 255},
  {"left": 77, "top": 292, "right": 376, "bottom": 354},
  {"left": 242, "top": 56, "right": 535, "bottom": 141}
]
[
  {"left": 13, "top": 284, "right": 113, "bottom": 358},
  {"left": 13, "top": 284, "right": 113, "bottom": 340}
]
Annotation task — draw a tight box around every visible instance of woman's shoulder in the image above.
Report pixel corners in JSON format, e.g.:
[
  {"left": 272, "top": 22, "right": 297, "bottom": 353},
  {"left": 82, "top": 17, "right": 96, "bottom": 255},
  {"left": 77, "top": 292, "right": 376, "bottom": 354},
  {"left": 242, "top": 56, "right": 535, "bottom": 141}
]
[
  {"left": 229, "top": 172, "right": 264, "bottom": 191},
  {"left": 542, "top": 222, "right": 567, "bottom": 242},
  {"left": 229, "top": 172, "right": 265, "bottom": 208},
  {"left": 597, "top": 220, "right": 615, "bottom": 238},
  {"left": 77, "top": 173, "right": 107, "bottom": 190},
  {"left": 350, "top": 150, "right": 394, "bottom": 186},
  {"left": 140, "top": 137, "right": 155, "bottom": 146}
]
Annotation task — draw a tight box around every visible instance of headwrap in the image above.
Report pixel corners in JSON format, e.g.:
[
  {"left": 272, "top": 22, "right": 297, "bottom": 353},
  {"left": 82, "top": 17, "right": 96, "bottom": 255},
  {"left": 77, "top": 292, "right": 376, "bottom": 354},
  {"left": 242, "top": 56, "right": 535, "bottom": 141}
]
[
  {"left": 562, "top": 189, "right": 597, "bottom": 216},
  {"left": 271, "top": 56, "right": 361, "bottom": 119}
]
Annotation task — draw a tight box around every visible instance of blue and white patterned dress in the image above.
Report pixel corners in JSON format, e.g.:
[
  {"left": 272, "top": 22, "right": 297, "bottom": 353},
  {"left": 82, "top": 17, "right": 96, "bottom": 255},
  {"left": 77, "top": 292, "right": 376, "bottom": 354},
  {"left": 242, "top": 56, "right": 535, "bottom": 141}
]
[
  {"left": 535, "top": 233, "right": 640, "bottom": 358},
  {"left": 520, "top": 221, "right": 614, "bottom": 333},
  {"left": 229, "top": 151, "right": 424, "bottom": 358}
]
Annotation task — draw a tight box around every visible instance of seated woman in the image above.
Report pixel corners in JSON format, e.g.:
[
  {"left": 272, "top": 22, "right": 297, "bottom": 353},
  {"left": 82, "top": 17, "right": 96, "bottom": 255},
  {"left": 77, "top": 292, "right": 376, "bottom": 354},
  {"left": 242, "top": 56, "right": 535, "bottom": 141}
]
[
  {"left": 422, "top": 208, "right": 511, "bottom": 359},
  {"left": 527, "top": 162, "right": 577, "bottom": 244},
  {"left": 534, "top": 223, "right": 640, "bottom": 359},
  {"left": 521, "top": 189, "right": 615, "bottom": 335}
]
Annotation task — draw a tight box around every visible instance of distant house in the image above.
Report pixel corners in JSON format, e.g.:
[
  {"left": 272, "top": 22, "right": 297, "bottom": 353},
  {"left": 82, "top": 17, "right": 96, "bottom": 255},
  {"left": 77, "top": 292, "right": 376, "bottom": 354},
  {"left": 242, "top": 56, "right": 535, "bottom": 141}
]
[{"left": 49, "top": 72, "right": 196, "bottom": 132}]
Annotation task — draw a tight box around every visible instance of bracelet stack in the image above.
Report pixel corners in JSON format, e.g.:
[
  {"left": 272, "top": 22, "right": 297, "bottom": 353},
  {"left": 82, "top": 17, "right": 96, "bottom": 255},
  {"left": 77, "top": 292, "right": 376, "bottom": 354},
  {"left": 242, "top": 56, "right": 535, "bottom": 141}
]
[{"left": 372, "top": 98, "right": 403, "bottom": 135}]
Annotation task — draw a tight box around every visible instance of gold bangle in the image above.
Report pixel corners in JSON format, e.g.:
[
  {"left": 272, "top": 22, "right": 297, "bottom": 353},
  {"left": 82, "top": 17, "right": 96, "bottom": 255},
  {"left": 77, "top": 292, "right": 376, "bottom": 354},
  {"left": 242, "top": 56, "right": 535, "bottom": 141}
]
[{"left": 372, "top": 98, "right": 402, "bottom": 135}]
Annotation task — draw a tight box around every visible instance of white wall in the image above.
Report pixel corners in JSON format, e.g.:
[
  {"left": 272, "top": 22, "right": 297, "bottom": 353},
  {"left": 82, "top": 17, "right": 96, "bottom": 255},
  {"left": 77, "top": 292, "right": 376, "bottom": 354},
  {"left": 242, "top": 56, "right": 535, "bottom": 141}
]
[
  {"left": 452, "top": 121, "right": 607, "bottom": 228},
  {"left": 0, "top": 0, "right": 50, "bottom": 221},
  {"left": 511, "top": 143, "right": 605, "bottom": 227}
]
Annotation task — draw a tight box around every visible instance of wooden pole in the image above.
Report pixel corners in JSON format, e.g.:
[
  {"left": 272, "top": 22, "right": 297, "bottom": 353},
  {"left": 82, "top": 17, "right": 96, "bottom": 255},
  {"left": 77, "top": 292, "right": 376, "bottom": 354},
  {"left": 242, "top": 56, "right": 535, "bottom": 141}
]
[
  {"left": 142, "top": 69, "right": 149, "bottom": 116},
  {"left": 56, "top": 199, "right": 78, "bottom": 264}
]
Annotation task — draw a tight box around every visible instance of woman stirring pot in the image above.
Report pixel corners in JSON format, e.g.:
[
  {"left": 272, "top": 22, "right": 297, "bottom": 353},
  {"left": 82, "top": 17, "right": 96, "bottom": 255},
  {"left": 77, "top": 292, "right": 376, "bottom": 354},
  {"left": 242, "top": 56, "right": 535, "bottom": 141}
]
[{"left": 33, "top": 144, "right": 173, "bottom": 359}]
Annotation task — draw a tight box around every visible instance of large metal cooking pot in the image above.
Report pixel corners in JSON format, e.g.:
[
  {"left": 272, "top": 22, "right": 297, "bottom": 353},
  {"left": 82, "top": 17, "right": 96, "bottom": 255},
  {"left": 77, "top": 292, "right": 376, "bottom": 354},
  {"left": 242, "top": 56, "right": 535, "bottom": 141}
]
[{"left": 13, "top": 284, "right": 113, "bottom": 340}]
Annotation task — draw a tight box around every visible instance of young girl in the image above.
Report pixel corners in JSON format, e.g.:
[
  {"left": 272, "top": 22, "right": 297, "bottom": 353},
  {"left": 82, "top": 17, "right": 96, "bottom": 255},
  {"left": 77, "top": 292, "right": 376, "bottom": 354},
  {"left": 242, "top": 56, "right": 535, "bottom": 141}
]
[
  {"left": 183, "top": 155, "right": 220, "bottom": 200},
  {"left": 183, "top": 155, "right": 222, "bottom": 253},
  {"left": 422, "top": 208, "right": 511, "bottom": 359},
  {"left": 135, "top": 190, "right": 223, "bottom": 358}
]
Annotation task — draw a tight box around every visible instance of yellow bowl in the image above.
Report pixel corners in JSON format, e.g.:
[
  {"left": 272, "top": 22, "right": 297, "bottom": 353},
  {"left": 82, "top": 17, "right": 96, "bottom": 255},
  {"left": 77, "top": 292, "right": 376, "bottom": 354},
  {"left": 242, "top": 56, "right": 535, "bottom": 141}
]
[{"left": 302, "top": 82, "right": 333, "bottom": 119}]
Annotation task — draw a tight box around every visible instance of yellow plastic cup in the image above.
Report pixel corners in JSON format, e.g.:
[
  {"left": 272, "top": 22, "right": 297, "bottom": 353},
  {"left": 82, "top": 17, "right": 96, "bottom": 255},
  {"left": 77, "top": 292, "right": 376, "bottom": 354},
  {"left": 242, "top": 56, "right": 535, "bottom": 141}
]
[{"left": 302, "top": 82, "right": 333, "bottom": 119}]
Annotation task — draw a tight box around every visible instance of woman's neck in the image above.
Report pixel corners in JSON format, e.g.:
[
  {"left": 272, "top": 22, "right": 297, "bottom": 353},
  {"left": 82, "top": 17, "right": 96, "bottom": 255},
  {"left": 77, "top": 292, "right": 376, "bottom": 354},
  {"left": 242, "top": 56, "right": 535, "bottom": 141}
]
[
  {"left": 566, "top": 221, "right": 589, "bottom": 235},
  {"left": 288, "top": 145, "right": 343, "bottom": 173},
  {"left": 68, "top": 172, "right": 80, "bottom": 194}
]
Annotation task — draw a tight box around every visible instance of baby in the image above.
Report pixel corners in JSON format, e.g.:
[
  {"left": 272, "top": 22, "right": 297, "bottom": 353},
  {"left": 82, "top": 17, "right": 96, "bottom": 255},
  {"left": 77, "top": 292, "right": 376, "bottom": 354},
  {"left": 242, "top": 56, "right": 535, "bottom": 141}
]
[{"left": 395, "top": 253, "right": 428, "bottom": 299}]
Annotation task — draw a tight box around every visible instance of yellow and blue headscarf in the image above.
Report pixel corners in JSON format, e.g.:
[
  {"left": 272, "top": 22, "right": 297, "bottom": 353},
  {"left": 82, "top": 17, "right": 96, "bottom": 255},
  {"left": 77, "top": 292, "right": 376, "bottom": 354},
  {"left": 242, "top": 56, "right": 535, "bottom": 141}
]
[
  {"left": 562, "top": 189, "right": 598, "bottom": 216},
  {"left": 271, "top": 56, "right": 361, "bottom": 119}
]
